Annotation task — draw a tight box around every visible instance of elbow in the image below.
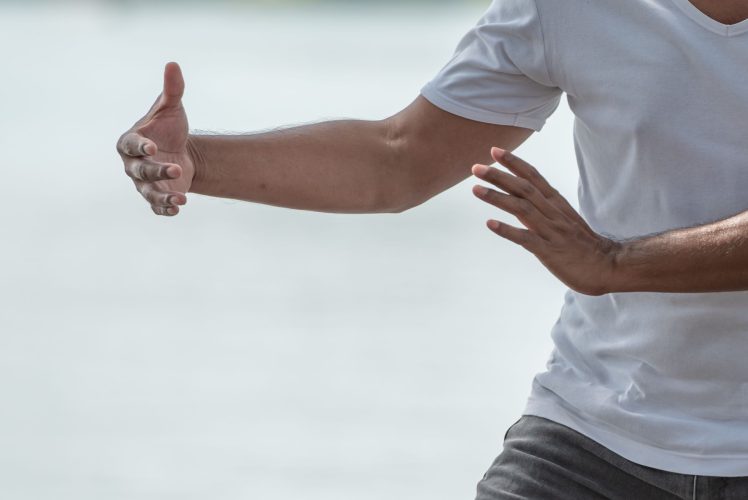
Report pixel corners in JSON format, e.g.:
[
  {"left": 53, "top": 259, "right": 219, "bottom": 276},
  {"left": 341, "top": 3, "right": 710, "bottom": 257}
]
[
  {"left": 374, "top": 116, "right": 426, "bottom": 214},
  {"left": 378, "top": 183, "right": 430, "bottom": 213},
  {"left": 390, "top": 204, "right": 413, "bottom": 214},
  {"left": 370, "top": 187, "right": 419, "bottom": 213},
  {"left": 383, "top": 197, "right": 419, "bottom": 214}
]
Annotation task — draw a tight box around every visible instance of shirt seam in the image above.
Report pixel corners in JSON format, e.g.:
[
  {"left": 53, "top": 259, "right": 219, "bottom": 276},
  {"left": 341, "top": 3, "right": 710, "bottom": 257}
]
[{"left": 531, "top": 0, "right": 556, "bottom": 87}]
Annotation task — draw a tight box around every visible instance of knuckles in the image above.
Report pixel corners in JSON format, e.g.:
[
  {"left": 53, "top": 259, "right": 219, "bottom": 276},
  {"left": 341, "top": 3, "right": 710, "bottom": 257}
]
[
  {"left": 115, "top": 132, "right": 128, "bottom": 155},
  {"left": 135, "top": 162, "right": 148, "bottom": 181},
  {"left": 126, "top": 160, "right": 169, "bottom": 182},
  {"left": 516, "top": 180, "right": 535, "bottom": 197},
  {"left": 150, "top": 205, "right": 175, "bottom": 217},
  {"left": 515, "top": 198, "right": 533, "bottom": 216}
]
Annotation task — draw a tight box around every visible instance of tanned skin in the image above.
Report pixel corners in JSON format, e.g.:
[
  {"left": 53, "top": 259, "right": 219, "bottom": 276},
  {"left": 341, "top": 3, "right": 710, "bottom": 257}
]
[
  {"left": 117, "top": 0, "right": 748, "bottom": 296},
  {"left": 116, "top": 63, "right": 533, "bottom": 217}
]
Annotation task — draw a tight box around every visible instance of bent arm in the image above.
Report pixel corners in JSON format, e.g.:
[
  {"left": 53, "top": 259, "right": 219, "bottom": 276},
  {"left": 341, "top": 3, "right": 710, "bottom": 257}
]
[
  {"left": 611, "top": 211, "right": 748, "bottom": 293},
  {"left": 467, "top": 148, "right": 748, "bottom": 296},
  {"left": 188, "top": 95, "right": 534, "bottom": 214}
]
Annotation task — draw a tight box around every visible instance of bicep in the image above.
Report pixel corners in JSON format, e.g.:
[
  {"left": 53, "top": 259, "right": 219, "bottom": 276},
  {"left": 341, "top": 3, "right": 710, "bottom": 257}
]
[{"left": 388, "top": 95, "right": 535, "bottom": 205}]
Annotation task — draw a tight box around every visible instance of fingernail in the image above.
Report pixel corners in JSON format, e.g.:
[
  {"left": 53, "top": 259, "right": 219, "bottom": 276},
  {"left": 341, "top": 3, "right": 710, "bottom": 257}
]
[
  {"left": 472, "top": 164, "right": 489, "bottom": 176},
  {"left": 167, "top": 166, "right": 180, "bottom": 178},
  {"left": 488, "top": 220, "right": 501, "bottom": 230},
  {"left": 492, "top": 147, "right": 511, "bottom": 160},
  {"left": 169, "top": 195, "right": 179, "bottom": 205},
  {"left": 473, "top": 185, "right": 489, "bottom": 196}
]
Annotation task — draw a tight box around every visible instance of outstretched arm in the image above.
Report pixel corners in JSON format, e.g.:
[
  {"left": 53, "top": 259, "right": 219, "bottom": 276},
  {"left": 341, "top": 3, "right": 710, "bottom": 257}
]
[
  {"left": 471, "top": 148, "right": 748, "bottom": 295},
  {"left": 117, "top": 62, "right": 535, "bottom": 216},
  {"left": 186, "top": 97, "right": 530, "bottom": 214}
]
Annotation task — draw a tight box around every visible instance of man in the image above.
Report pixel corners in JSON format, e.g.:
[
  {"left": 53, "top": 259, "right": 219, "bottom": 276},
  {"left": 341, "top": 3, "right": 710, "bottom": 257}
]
[{"left": 117, "top": 0, "right": 748, "bottom": 498}]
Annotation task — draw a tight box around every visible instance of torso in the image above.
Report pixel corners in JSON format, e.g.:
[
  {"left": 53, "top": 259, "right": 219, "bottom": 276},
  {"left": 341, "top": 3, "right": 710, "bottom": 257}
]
[{"left": 525, "top": 0, "right": 748, "bottom": 476}]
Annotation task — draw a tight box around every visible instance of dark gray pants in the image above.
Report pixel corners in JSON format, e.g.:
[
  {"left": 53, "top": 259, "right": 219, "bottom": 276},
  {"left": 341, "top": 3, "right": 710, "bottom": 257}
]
[{"left": 476, "top": 415, "right": 748, "bottom": 500}]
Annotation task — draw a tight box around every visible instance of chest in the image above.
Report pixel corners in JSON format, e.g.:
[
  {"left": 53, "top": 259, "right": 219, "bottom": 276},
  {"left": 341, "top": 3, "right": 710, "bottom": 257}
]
[{"left": 550, "top": 1, "right": 748, "bottom": 146}]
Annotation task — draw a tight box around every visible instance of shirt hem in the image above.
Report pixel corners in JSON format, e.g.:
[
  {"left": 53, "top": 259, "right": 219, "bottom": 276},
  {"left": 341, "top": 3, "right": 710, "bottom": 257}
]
[{"left": 523, "top": 390, "right": 748, "bottom": 477}]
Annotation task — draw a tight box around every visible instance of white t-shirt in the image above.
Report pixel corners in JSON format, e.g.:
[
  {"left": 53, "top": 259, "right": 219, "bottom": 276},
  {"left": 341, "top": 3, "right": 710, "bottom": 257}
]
[{"left": 421, "top": 0, "right": 748, "bottom": 477}]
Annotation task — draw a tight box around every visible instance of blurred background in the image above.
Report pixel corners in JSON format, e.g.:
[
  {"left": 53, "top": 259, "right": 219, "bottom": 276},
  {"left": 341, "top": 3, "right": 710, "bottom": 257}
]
[{"left": 0, "top": 1, "right": 577, "bottom": 499}]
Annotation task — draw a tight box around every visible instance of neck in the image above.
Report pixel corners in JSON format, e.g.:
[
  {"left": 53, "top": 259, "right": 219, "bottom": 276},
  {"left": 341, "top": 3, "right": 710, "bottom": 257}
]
[{"left": 687, "top": 0, "right": 748, "bottom": 25}]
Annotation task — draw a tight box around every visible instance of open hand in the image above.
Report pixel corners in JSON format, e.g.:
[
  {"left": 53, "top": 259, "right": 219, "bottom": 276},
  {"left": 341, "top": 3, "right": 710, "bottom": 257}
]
[
  {"left": 116, "top": 62, "right": 194, "bottom": 216},
  {"left": 471, "top": 147, "right": 621, "bottom": 296}
]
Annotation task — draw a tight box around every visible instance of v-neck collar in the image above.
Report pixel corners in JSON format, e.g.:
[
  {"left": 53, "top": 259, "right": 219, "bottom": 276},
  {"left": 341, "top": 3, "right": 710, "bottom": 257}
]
[{"left": 670, "top": 0, "right": 748, "bottom": 36}]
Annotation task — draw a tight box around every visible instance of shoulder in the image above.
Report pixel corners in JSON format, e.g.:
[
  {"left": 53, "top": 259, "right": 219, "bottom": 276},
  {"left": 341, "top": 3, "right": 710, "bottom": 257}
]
[
  {"left": 484, "top": 0, "right": 541, "bottom": 20},
  {"left": 480, "top": 0, "right": 583, "bottom": 33}
]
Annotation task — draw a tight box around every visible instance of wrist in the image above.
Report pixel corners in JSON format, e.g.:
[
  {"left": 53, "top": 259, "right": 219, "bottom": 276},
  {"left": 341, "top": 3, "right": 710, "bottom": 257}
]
[
  {"left": 606, "top": 239, "right": 643, "bottom": 293},
  {"left": 186, "top": 134, "right": 210, "bottom": 194}
]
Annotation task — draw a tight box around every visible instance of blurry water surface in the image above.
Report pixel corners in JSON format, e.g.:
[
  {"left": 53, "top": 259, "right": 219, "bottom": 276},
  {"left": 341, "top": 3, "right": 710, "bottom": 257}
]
[{"left": 0, "top": 3, "right": 577, "bottom": 499}]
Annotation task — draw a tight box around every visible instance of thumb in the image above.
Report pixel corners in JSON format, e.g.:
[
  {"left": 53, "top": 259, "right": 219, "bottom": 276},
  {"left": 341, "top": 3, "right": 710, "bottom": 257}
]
[{"left": 161, "top": 61, "right": 185, "bottom": 108}]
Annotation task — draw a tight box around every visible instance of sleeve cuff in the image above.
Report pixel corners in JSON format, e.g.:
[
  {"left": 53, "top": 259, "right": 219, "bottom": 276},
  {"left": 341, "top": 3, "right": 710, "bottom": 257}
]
[{"left": 419, "top": 83, "right": 546, "bottom": 132}]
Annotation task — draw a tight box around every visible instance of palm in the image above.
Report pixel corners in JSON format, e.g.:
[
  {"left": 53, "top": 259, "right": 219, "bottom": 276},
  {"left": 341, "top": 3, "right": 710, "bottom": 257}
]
[{"left": 138, "top": 104, "right": 193, "bottom": 195}]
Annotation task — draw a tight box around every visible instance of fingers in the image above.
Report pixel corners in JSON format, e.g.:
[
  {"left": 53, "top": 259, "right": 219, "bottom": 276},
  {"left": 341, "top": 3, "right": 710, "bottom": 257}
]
[
  {"left": 152, "top": 205, "right": 180, "bottom": 217},
  {"left": 125, "top": 158, "right": 182, "bottom": 182},
  {"left": 118, "top": 132, "right": 158, "bottom": 158},
  {"left": 472, "top": 184, "right": 554, "bottom": 239},
  {"left": 131, "top": 62, "right": 186, "bottom": 125},
  {"left": 472, "top": 163, "right": 561, "bottom": 221},
  {"left": 161, "top": 61, "right": 185, "bottom": 109},
  {"left": 136, "top": 182, "right": 187, "bottom": 210},
  {"left": 486, "top": 219, "right": 543, "bottom": 251},
  {"left": 118, "top": 62, "right": 184, "bottom": 158},
  {"left": 491, "top": 147, "right": 557, "bottom": 198},
  {"left": 491, "top": 147, "right": 583, "bottom": 223}
]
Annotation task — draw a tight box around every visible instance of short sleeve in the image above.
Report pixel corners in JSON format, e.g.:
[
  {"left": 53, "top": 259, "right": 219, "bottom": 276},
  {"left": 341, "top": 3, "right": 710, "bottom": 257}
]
[{"left": 420, "top": 0, "right": 562, "bottom": 132}]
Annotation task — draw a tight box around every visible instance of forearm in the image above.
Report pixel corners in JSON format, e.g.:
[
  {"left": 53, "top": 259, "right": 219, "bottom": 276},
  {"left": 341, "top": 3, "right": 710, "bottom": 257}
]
[
  {"left": 187, "top": 119, "right": 412, "bottom": 214},
  {"left": 611, "top": 210, "right": 748, "bottom": 293},
  {"left": 468, "top": 147, "right": 748, "bottom": 295}
]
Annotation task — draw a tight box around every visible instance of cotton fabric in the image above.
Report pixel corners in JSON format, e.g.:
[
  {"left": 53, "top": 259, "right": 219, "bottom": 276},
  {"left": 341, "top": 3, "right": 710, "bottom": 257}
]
[{"left": 422, "top": 0, "right": 748, "bottom": 476}]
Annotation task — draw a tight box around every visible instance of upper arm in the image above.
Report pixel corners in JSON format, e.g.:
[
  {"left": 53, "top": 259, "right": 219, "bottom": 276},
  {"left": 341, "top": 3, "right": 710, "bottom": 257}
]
[
  {"left": 386, "top": 95, "right": 535, "bottom": 207},
  {"left": 388, "top": 0, "right": 562, "bottom": 208}
]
